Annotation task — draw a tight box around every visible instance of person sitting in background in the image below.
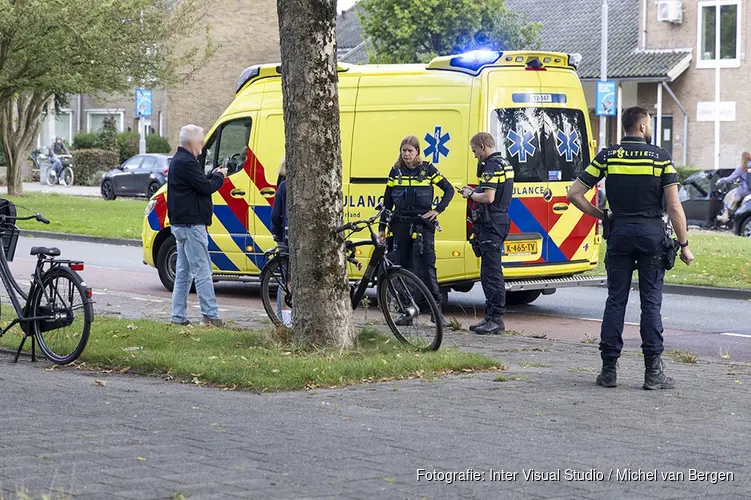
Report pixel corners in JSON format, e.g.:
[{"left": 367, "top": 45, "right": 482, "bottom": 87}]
[{"left": 716, "top": 152, "right": 751, "bottom": 223}]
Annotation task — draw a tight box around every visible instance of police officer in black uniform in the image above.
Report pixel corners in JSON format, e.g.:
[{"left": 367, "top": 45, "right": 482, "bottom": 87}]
[
  {"left": 379, "top": 135, "right": 454, "bottom": 325},
  {"left": 460, "top": 132, "right": 514, "bottom": 335},
  {"left": 567, "top": 106, "right": 694, "bottom": 390}
]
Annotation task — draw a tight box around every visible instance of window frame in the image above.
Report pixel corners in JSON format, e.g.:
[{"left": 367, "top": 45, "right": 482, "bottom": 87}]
[
  {"left": 86, "top": 109, "right": 125, "bottom": 132},
  {"left": 696, "top": 0, "right": 742, "bottom": 69},
  {"left": 122, "top": 156, "right": 143, "bottom": 170},
  {"left": 200, "top": 117, "right": 253, "bottom": 176}
]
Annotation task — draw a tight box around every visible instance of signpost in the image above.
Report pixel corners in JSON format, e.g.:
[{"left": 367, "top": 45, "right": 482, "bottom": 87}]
[
  {"left": 596, "top": 81, "right": 617, "bottom": 117},
  {"left": 696, "top": 101, "right": 736, "bottom": 122},
  {"left": 136, "top": 89, "right": 152, "bottom": 155},
  {"left": 598, "top": 0, "right": 609, "bottom": 150}
]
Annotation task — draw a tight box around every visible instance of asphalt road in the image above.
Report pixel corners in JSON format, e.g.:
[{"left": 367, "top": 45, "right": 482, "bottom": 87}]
[{"left": 10, "top": 236, "right": 751, "bottom": 360}]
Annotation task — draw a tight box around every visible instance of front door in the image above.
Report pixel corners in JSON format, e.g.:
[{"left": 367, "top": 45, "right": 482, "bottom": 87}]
[
  {"left": 654, "top": 116, "right": 673, "bottom": 156},
  {"left": 115, "top": 155, "right": 143, "bottom": 195},
  {"left": 201, "top": 117, "right": 254, "bottom": 274}
]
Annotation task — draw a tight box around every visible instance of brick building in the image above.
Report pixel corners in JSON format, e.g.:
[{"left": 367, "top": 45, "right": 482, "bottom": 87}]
[
  {"left": 338, "top": 0, "right": 749, "bottom": 169},
  {"left": 40, "top": 0, "right": 280, "bottom": 152}
]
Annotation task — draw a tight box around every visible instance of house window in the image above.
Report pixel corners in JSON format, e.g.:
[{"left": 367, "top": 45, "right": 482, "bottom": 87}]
[
  {"left": 55, "top": 110, "right": 73, "bottom": 143},
  {"left": 697, "top": 1, "right": 741, "bottom": 68},
  {"left": 86, "top": 110, "right": 125, "bottom": 132}
]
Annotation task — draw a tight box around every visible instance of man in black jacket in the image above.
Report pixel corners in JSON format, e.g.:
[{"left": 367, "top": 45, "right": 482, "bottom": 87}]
[{"left": 168, "top": 124, "right": 228, "bottom": 327}]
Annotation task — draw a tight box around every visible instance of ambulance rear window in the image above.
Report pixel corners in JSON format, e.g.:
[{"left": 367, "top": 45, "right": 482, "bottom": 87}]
[{"left": 491, "top": 108, "right": 590, "bottom": 182}]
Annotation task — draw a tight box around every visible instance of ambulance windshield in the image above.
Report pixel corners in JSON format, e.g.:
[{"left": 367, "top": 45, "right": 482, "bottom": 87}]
[{"left": 490, "top": 108, "right": 590, "bottom": 183}]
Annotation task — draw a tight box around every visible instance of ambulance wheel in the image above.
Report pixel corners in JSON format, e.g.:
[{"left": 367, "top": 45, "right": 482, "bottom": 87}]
[
  {"left": 157, "top": 235, "right": 196, "bottom": 293},
  {"left": 506, "top": 290, "right": 542, "bottom": 306}
]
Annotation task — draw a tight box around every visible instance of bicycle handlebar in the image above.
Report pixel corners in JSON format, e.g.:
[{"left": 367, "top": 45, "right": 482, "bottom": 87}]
[
  {"left": 0, "top": 213, "right": 50, "bottom": 224},
  {"left": 334, "top": 204, "right": 390, "bottom": 235}
]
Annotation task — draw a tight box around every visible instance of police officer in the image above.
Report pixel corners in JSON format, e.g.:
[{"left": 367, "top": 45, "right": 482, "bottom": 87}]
[
  {"left": 379, "top": 135, "right": 454, "bottom": 325},
  {"left": 567, "top": 106, "right": 694, "bottom": 390},
  {"left": 460, "top": 132, "right": 514, "bottom": 335}
]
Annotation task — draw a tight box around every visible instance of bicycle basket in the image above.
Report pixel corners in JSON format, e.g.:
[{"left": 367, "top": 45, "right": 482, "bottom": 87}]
[{"left": 0, "top": 198, "right": 18, "bottom": 261}]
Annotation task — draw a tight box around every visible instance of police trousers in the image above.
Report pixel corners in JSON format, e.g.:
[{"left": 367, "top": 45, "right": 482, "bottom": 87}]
[
  {"left": 391, "top": 219, "right": 442, "bottom": 305},
  {"left": 600, "top": 223, "right": 666, "bottom": 359},
  {"left": 478, "top": 215, "right": 510, "bottom": 321}
]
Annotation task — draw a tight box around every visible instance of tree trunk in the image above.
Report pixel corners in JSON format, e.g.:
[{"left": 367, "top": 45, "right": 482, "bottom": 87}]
[
  {"left": 0, "top": 92, "right": 50, "bottom": 195},
  {"left": 277, "top": 0, "right": 354, "bottom": 348}
]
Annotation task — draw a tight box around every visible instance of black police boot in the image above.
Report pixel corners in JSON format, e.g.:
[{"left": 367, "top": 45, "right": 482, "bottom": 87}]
[
  {"left": 596, "top": 357, "right": 618, "bottom": 388},
  {"left": 469, "top": 318, "right": 488, "bottom": 332},
  {"left": 643, "top": 354, "right": 675, "bottom": 390},
  {"left": 474, "top": 317, "right": 505, "bottom": 335}
]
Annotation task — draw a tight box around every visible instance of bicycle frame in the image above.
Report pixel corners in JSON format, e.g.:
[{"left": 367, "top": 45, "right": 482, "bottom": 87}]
[{"left": 347, "top": 223, "right": 393, "bottom": 309}]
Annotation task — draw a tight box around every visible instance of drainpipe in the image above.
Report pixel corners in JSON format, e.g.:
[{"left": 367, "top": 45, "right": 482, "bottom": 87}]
[
  {"left": 656, "top": 83, "right": 663, "bottom": 147},
  {"left": 662, "top": 81, "right": 688, "bottom": 166},
  {"left": 77, "top": 95, "right": 82, "bottom": 133},
  {"left": 641, "top": 0, "right": 647, "bottom": 49}
]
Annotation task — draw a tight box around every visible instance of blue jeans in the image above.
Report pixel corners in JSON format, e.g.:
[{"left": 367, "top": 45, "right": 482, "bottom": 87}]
[
  {"left": 171, "top": 225, "right": 220, "bottom": 322},
  {"left": 50, "top": 157, "right": 62, "bottom": 175}
]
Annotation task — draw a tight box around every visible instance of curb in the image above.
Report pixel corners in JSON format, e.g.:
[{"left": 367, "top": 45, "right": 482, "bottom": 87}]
[
  {"left": 661, "top": 283, "right": 751, "bottom": 301},
  {"left": 20, "top": 230, "right": 141, "bottom": 248}
]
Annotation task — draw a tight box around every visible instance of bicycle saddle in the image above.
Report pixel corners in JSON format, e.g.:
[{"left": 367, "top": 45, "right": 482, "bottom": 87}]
[{"left": 30, "top": 246, "right": 61, "bottom": 257}]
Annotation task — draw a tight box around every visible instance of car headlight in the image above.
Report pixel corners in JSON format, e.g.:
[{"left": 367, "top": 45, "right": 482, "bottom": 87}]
[{"left": 145, "top": 198, "right": 157, "bottom": 216}]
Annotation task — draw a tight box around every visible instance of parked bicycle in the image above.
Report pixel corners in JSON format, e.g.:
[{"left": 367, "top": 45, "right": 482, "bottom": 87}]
[
  {"left": 259, "top": 204, "right": 443, "bottom": 351},
  {"left": 0, "top": 200, "right": 94, "bottom": 364}
]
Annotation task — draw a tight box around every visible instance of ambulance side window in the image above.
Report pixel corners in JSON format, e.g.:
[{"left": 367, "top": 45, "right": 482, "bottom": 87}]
[
  {"left": 202, "top": 118, "right": 253, "bottom": 176},
  {"left": 490, "top": 108, "right": 546, "bottom": 183}
]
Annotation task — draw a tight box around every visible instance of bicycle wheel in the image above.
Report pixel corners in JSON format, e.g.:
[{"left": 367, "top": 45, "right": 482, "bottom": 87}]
[
  {"left": 30, "top": 266, "right": 93, "bottom": 364},
  {"left": 378, "top": 267, "right": 442, "bottom": 351},
  {"left": 61, "top": 167, "right": 74, "bottom": 187},
  {"left": 259, "top": 255, "right": 293, "bottom": 328}
]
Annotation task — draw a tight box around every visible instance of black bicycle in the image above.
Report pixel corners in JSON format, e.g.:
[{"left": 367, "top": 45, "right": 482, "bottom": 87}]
[
  {"left": 259, "top": 204, "right": 443, "bottom": 351},
  {"left": 0, "top": 200, "right": 94, "bottom": 364}
]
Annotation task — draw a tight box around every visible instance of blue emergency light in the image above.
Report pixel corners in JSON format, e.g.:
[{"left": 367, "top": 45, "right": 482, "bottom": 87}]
[{"left": 449, "top": 50, "right": 502, "bottom": 72}]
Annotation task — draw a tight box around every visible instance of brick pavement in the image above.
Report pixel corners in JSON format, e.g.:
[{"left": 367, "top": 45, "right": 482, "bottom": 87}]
[{"left": 1, "top": 322, "right": 750, "bottom": 499}]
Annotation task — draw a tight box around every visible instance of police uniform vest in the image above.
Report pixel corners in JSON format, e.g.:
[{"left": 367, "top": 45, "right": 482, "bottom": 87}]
[
  {"left": 578, "top": 137, "right": 679, "bottom": 221},
  {"left": 387, "top": 161, "right": 443, "bottom": 216},
  {"left": 477, "top": 152, "right": 514, "bottom": 216}
]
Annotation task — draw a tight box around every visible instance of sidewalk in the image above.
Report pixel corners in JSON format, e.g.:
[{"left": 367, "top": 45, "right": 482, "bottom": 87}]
[
  {"left": 0, "top": 182, "right": 101, "bottom": 197},
  {"left": 1, "top": 298, "right": 749, "bottom": 498}
]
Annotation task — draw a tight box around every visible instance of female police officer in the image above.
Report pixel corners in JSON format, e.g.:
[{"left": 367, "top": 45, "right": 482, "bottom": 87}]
[{"left": 378, "top": 135, "right": 454, "bottom": 325}]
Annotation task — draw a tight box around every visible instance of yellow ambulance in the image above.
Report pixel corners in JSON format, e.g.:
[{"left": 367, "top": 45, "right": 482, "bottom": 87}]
[{"left": 143, "top": 50, "right": 604, "bottom": 305}]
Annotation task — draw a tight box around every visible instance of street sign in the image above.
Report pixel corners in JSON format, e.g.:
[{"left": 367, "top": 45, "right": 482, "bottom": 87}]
[
  {"left": 696, "top": 101, "right": 736, "bottom": 122},
  {"left": 595, "top": 81, "right": 616, "bottom": 117},
  {"left": 136, "top": 89, "right": 153, "bottom": 117}
]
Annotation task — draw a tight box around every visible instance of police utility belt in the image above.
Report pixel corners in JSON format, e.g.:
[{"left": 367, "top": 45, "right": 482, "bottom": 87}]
[{"left": 602, "top": 210, "right": 680, "bottom": 270}]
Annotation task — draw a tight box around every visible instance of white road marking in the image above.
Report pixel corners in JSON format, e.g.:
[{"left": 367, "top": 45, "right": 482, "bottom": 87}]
[
  {"left": 578, "top": 317, "right": 638, "bottom": 326},
  {"left": 721, "top": 333, "right": 751, "bottom": 339}
]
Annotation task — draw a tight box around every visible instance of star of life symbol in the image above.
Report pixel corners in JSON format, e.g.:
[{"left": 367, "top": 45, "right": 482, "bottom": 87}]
[
  {"left": 506, "top": 124, "right": 536, "bottom": 163},
  {"left": 556, "top": 129, "right": 581, "bottom": 162},
  {"left": 424, "top": 126, "right": 451, "bottom": 163}
]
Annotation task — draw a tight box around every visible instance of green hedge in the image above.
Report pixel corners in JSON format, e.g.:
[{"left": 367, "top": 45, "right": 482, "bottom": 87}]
[
  {"left": 72, "top": 148, "right": 119, "bottom": 186},
  {"left": 146, "top": 135, "right": 171, "bottom": 154},
  {"left": 676, "top": 166, "right": 701, "bottom": 184},
  {"left": 73, "top": 132, "right": 97, "bottom": 150},
  {"left": 117, "top": 132, "right": 140, "bottom": 163}
]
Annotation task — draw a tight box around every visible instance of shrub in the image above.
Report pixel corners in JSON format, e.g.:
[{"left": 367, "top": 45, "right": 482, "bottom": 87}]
[
  {"left": 146, "top": 135, "right": 171, "bottom": 154},
  {"left": 94, "top": 117, "right": 119, "bottom": 153},
  {"left": 72, "top": 148, "right": 119, "bottom": 186},
  {"left": 72, "top": 132, "right": 97, "bottom": 150},
  {"left": 117, "top": 132, "right": 140, "bottom": 163},
  {"left": 676, "top": 166, "right": 701, "bottom": 184}
]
